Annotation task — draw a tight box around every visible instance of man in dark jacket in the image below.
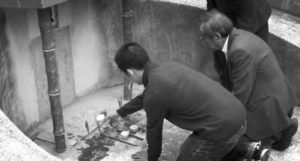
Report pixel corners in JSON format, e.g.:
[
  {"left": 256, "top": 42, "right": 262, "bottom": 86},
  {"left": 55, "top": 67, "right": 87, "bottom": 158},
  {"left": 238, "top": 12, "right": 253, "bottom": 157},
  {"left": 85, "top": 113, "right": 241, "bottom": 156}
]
[
  {"left": 200, "top": 10, "right": 298, "bottom": 160},
  {"left": 206, "top": 0, "right": 271, "bottom": 43},
  {"left": 111, "top": 42, "right": 246, "bottom": 161}
]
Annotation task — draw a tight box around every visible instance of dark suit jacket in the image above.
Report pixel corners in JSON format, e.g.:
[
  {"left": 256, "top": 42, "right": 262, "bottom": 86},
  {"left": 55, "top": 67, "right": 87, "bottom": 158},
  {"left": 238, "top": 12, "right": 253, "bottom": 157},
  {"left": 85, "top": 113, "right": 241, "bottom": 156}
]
[
  {"left": 224, "top": 29, "right": 297, "bottom": 140},
  {"left": 118, "top": 62, "right": 246, "bottom": 161},
  {"left": 207, "top": 0, "right": 271, "bottom": 33}
]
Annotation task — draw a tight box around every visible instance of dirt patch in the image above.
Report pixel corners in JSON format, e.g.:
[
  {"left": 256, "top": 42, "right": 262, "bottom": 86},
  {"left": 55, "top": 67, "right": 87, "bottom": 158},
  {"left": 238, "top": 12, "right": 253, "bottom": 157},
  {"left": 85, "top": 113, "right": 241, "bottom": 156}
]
[
  {"left": 77, "top": 112, "right": 146, "bottom": 161},
  {"left": 78, "top": 134, "right": 115, "bottom": 161}
]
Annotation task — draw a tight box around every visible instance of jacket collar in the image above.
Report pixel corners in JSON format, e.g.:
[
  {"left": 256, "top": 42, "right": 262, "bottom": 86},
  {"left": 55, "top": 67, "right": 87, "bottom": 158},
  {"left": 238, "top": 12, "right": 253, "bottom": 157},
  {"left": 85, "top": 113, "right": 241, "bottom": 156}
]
[
  {"left": 228, "top": 28, "right": 238, "bottom": 49},
  {"left": 142, "top": 61, "right": 158, "bottom": 86},
  {"left": 221, "top": 36, "right": 229, "bottom": 59}
]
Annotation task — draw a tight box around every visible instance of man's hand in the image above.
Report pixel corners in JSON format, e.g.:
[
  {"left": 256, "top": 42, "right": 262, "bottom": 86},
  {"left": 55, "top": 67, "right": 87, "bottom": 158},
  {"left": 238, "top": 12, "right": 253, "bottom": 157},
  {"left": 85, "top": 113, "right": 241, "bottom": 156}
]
[
  {"left": 132, "top": 151, "right": 147, "bottom": 161},
  {"left": 107, "top": 113, "right": 122, "bottom": 128}
]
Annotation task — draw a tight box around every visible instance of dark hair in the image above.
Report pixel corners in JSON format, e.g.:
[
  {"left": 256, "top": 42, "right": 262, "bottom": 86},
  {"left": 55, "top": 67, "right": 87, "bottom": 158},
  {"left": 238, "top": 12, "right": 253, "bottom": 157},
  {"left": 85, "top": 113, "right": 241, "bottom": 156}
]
[
  {"left": 200, "top": 10, "right": 233, "bottom": 38},
  {"left": 114, "top": 42, "right": 150, "bottom": 74}
]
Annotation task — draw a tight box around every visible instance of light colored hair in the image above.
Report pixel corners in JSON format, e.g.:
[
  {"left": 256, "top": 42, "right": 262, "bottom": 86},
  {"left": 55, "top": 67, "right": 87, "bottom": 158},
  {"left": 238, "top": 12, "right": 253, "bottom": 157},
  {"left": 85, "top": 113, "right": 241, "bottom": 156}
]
[{"left": 200, "top": 10, "right": 233, "bottom": 38}]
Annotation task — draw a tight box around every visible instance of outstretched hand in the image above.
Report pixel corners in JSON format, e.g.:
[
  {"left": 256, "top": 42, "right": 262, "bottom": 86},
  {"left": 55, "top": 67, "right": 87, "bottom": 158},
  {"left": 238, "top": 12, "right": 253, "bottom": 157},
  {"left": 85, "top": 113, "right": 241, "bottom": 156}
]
[
  {"left": 107, "top": 113, "right": 122, "bottom": 128},
  {"left": 132, "top": 151, "right": 148, "bottom": 161}
]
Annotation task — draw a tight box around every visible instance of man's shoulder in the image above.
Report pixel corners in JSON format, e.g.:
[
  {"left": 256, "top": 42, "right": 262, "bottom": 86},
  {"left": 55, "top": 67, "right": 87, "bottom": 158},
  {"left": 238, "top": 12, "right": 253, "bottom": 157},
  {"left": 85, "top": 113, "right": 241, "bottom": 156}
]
[
  {"left": 148, "top": 62, "right": 190, "bottom": 87},
  {"left": 161, "top": 61, "right": 182, "bottom": 67},
  {"left": 230, "top": 29, "right": 264, "bottom": 48},
  {"left": 159, "top": 61, "right": 191, "bottom": 71},
  {"left": 228, "top": 30, "right": 273, "bottom": 64}
]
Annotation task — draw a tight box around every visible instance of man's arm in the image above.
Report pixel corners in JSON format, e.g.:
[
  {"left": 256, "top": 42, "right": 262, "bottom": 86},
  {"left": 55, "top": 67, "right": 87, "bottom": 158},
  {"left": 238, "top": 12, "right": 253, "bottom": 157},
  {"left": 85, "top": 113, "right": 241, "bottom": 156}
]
[
  {"left": 117, "top": 93, "right": 144, "bottom": 117},
  {"left": 144, "top": 95, "right": 167, "bottom": 161},
  {"left": 230, "top": 50, "right": 256, "bottom": 106}
]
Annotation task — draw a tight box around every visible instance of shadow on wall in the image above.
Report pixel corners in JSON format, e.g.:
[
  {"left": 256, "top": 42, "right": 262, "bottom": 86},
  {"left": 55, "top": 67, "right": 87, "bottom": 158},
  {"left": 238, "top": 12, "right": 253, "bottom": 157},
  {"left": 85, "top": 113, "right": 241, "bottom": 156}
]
[
  {"left": 0, "top": 0, "right": 218, "bottom": 132},
  {"left": 70, "top": 0, "right": 124, "bottom": 96},
  {"left": 0, "top": 10, "right": 27, "bottom": 131},
  {"left": 130, "top": 0, "right": 219, "bottom": 80},
  {"left": 269, "top": 33, "right": 300, "bottom": 105}
]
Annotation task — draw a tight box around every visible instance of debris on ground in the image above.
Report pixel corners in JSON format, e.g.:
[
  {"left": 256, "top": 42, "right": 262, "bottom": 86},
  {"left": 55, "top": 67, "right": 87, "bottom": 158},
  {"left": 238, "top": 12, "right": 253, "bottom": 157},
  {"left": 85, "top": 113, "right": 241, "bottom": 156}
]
[{"left": 77, "top": 111, "right": 146, "bottom": 161}]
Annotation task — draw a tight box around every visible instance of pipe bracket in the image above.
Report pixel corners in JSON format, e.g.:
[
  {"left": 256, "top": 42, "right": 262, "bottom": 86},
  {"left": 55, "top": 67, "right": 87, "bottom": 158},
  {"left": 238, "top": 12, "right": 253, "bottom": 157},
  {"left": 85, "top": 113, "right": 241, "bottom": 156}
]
[{"left": 43, "top": 47, "right": 56, "bottom": 53}]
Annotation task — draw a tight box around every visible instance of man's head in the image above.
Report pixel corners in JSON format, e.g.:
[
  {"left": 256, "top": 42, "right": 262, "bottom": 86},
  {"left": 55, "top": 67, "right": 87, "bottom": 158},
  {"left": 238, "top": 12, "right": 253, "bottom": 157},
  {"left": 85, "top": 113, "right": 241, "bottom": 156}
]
[
  {"left": 199, "top": 10, "right": 233, "bottom": 50},
  {"left": 114, "top": 42, "right": 150, "bottom": 85}
]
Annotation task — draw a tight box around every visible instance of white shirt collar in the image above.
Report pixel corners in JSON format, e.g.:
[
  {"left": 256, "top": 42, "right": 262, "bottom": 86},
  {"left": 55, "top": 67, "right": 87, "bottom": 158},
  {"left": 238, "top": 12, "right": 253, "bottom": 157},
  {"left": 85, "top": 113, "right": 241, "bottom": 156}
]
[{"left": 221, "top": 36, "right": 229, "bottom": 59}]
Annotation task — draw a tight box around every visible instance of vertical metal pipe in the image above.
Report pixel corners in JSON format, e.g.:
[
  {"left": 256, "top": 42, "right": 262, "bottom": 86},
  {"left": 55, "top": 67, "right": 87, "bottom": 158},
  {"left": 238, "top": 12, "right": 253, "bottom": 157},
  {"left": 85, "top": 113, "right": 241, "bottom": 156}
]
[
  {"left": 122, "top": 0, "right": 134, "bottom": 100},
  {"left": 37, "top": 8, "right": 66, "bottom": 153}
]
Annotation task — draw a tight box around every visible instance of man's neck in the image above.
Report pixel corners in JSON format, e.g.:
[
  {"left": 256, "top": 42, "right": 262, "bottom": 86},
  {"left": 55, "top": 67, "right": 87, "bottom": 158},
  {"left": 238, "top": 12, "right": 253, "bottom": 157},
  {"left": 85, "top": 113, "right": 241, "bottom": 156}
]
[{"left": 142, "top": 61, "right": 157, "bottom": 86}]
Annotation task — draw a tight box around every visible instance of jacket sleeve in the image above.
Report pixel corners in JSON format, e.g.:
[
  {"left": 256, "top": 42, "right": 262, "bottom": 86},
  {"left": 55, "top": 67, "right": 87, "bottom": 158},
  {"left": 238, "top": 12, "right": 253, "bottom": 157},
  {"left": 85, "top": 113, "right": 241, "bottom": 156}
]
[
  {"left": 230, "top": 50, "right": 256, "bottom": 106},
  {"left": 206, "top": 0, "right": 216, "bottom": 11},
  {"left": 144, "top": 94, "right": 167, "bottom": 161},
  {"left": 117, "top": 93, "right": 144, "bottom": 117}
]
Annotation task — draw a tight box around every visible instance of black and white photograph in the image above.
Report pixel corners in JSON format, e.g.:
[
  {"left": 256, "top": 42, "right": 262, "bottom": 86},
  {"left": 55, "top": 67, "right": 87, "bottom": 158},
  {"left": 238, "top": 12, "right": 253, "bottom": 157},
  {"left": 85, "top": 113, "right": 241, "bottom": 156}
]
[{"left": 0, "top": 0, "right": 299, "bottom": 161}]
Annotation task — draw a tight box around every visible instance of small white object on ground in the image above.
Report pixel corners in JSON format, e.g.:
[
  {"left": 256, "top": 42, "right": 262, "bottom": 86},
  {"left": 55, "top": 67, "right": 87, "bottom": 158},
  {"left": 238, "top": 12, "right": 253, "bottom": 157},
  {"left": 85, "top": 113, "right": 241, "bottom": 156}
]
[
  {"left": 130, "top": 125, "right": 139, "bottom": 133},
  {"left": 96, "top": 114, "right": 106, "bottom": 122},
  {"left": 120, "top": 131, "right": 130, "bottom": 139}
]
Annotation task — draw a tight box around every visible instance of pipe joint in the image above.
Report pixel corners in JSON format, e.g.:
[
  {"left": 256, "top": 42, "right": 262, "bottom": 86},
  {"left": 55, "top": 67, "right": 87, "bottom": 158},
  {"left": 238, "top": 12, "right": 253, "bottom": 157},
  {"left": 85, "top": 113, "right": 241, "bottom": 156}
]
[
  {"left": 122, "top": 10, "right": 133, "bottom": 18},
  {"left": 43, "top": 47, "right": 56, "bottom": 53}
]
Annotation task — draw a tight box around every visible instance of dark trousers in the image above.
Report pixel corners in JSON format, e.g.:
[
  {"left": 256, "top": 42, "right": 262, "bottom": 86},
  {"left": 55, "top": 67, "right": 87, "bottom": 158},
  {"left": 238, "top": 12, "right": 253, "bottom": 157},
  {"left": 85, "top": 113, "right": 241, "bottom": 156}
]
[
  {"left": 177, "top": 125, "right": 245, "bottom": 161},
  {"left": 220, "top": 135, "right": 254, "bottom": 161},
  {"left": 222, "top": 108, "right": 295, "bottom": 161}
]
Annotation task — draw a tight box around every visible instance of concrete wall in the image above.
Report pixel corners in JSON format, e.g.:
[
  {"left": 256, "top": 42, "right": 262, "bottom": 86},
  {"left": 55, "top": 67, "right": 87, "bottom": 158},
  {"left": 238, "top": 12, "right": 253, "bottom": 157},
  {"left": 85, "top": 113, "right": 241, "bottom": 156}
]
[
  {"left": 270, "top": 33, "right": 300, "bottom": 102},
  {"left": 2, "top": 0, "right": 300, "bottom": 131},
  {"left": 0, "top": 10, "right": 28, "bottom": 131},
  {"left": 1, "top": 0, "right": 216, "bottom": 131},
  {"left": 131, "top": 0, "right": 300, "bottom": 104},
  {"left": 268, "top": 10, "right": 300, "bottom": 104},
  {"left": 5, "top": 9, "right": 40, "bottom": 131},
  {"left": 70, "top": 0, "right": 123, "bottom": 96},
  {"left": 2, "top": 0, "right": 123, "bottom": 131},
  {"left": 132, "top": 0, "right": 217, "bottom": 79}
]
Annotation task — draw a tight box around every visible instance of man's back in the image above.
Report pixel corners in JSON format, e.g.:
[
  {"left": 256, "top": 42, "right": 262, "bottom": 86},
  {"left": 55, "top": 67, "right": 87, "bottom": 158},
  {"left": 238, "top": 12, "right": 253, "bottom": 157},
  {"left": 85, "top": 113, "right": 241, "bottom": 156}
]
[
  {"left": 226, "top": 29, "right": 297, "bottom": 140},
  {"left": 144, "top": 62, "right": 246, "bottom": 141}
]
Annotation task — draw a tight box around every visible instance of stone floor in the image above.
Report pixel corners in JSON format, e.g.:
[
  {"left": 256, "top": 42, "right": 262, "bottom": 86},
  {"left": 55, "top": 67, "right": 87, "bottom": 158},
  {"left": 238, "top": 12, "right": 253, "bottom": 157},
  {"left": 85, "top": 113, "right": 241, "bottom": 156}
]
[{"left": 32, "top": 85, "right": 300, "bottom": 161}]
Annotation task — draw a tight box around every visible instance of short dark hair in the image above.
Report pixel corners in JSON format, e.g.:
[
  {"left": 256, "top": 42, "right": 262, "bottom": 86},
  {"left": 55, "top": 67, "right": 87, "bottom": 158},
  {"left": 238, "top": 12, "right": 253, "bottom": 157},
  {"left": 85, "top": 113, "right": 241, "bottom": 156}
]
[
  {"left": 200, "top": 10, "right": 233, "bottom": 38},
  {"left": 114, "top": 42, "right": 150, "bottom": 74}
]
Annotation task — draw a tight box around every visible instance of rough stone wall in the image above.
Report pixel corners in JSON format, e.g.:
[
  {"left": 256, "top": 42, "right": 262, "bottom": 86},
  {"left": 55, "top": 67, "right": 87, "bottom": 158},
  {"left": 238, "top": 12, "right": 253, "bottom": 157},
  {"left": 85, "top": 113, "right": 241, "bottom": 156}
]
[
  {"left": 132, "top": 0, "right": 218, "bottom": 79},
  {"left": 0, "top": 110, "right": 60, "bottom": 161},
  {"left": 268, "top": 0, "right": 300, "bottom": 17},
  {"left": 0, "top": 10, "right": 27, "bottom": 131},
  {"left": 70, "top": 0, "right": 123, "bottom": 96},
  {"left": 5, "top": 9, "right": 40, "bottom": 131},
  {"left": 1, "top": 0, "right": 124, "bottom": 131},
  {"left": 3, "top": 0, "right": 300, "bottom": 132},
  {"left": 29, "top": 27, "right": 76, "bottom": 121},
  {"left": 268, "top": 9, "right": 300, "bottom": 104}
]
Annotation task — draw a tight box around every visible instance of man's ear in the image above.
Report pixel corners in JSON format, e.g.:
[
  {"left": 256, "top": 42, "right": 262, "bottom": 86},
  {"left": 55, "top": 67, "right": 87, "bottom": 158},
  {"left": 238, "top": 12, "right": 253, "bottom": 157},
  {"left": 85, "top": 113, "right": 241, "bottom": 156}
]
[
  {"left": 215, "top": 32, "right": 222, "bottom": 39},
  {"left": 214, "top": 32, "right": 226, "bottom": 48},
  {"left": 126, "top": 69, "right": 134, "bottom": 76}
]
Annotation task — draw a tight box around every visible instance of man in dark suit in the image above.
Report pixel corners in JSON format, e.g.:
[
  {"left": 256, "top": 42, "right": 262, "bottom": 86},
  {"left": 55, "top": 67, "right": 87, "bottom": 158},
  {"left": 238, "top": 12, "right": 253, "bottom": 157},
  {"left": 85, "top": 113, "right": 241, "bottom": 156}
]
[
  {"left": 206, "top": 0, "right": 271, "bottom": 43},
  {"left": 110, "top": 42, "right": 246, "bottom": 161},
  {"left": 200, "top": 10, "right": 298, "bottom": 161}
]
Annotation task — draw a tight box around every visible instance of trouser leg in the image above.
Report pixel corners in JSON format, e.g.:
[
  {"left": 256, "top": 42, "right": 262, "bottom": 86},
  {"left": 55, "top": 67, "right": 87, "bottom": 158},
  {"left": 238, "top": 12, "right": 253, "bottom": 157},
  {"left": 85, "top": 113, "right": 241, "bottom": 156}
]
[
  {"left": 220, "top": 135, "right": 255, "bottom": 161},
  {"left": 177, "top": 126, "right": 244, "bottom": 161}
]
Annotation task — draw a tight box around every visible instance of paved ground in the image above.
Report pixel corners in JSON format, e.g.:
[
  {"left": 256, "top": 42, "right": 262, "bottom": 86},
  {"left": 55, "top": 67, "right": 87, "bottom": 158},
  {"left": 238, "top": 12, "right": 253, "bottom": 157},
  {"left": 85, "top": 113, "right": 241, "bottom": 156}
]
[
  {"left": 0, "top": 111, "right": 60, "bottom": 161},
  {"left": 32, "top": 85, "right": 300, "bottom": 161}
]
